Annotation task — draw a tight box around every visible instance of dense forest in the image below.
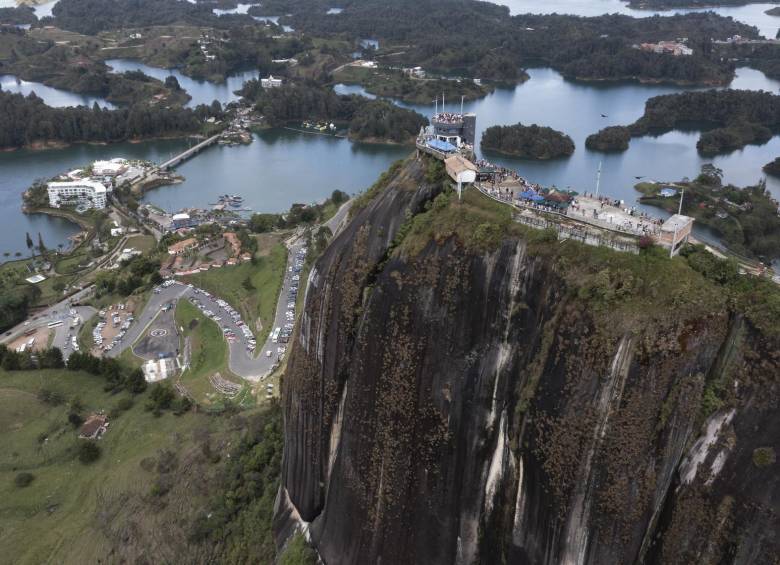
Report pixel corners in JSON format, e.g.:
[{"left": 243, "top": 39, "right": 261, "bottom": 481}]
[
  {"left": 44, "top": 0, "right": 761, "bottom": 85},
  {"left": 241, "top": 81, "right": 427, "bottom": 143},
  {"left": 258, "top": 1, "right": 757, "bottom": 84},
  {"left": 49, "top": 0, "right": 251, "bottom": 35},
  {"left": 697, "top": 122, "right": 772, "bottom": 155},
  {"left": 0, "top": 6, "right": 37, "bottom": 25},
  {"left": 585, "top": 126, "right": 632, "bottom": 152},
  {"left": 594, "top": 89, "right": 780, "bottom": 154},
  {"left": 0, "top": 90, "right": 217, "bottom": 149},
  {"left": 334, "top": 66, "right": 506, "bottom": 104},
  {"left": 481, "top": 123, "right": 575, "bottom": 159},
  {"left": 0, "top": 284, "right": 37, "bottom": 333},
  {"left": 348, "top": 100, "right": 427, "bottom": 143},
  {"left": 715, "top": 41, "right": 780, "bottom": 81}
]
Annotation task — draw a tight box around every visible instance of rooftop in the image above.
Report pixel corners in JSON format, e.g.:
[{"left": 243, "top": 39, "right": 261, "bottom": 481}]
[{"left": 661, "top": 214, "right": 694, "bottom": 233}]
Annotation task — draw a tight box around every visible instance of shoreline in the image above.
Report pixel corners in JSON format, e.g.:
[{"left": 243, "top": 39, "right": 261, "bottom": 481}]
[{"left": 1, "top": 133, "right": 201, "bottom": 153}]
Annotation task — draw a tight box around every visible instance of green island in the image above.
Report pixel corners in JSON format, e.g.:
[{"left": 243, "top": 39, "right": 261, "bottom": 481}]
[
  {"left": 481, "top": 123, "right": 575, "bottom": 159},
  {"left": 587, "top": 89, "right": 780, "bottom": 155},
  {"left": 636, "top": 164, "right": 780, "bottom": 261},
  {"left": 763, "top": 156, "right": 780, "bottom": 176},
  {"left": 585, "top": 126, "right": 632, "bottom": 152},
  {"left": 332, "top": 65, "right": 518, "bottom": 104},
  {"left": 240, "top": 81, "right": 428, "bottom": 144}
]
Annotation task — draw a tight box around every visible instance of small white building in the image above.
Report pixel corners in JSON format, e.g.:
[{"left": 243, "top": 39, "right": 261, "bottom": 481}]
[
  {"left": 47, "top": 180, "right": 107, "bottom": 210},
  {"left": 261, "top": 75, "right": 283, "bottom": 88},
  {"left": 92, "top": 158, "right": 128, "bottom": 177}
]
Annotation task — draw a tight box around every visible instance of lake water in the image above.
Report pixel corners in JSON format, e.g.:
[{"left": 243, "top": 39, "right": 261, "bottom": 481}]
[
  {"left": 3, "top": 3, "right": 780, "bottom": 259},
  {"left": 105, "top": 59, "right": 259, "bottom": 108},
  {"left": 497, "top": 0, "right": 780, "bottom": 38},
  {"left": 337, "top": 66, "right": 780, "bottom": 205},
  {"left": 0, "top": 75, "right": 115, "bottom": 109}
]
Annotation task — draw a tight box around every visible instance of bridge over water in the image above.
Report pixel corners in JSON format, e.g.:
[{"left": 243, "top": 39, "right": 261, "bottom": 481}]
[{"left": 158, "top": 133, "right": 222, "bottom": 170}]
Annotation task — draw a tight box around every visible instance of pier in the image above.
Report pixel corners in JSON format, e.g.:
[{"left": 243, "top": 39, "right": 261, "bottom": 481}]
[{"left": 159, "top": 133, "right": 222, "bottom": 170}]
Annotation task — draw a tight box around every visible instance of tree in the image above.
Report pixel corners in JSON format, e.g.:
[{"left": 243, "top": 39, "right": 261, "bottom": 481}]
[
  {"left": 77, "top": 441, "right": 101, "bottom": 464},
  {"left": 37, "top": 232, "right": 47, "bottom": 259},
  {"left": 125, "top": 368, "right": 147, "bottom": 394},
  {"left": 25, "top": 232, "right": 33, "bottom": 258},
  {"left": 14, "top": 472, "right": 35, "bottom": 488},
  {"left": 68, "top": 412, "right": 84, "bottom": 428}
]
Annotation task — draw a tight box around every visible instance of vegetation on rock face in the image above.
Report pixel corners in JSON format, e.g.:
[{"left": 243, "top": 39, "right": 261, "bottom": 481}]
[
  {"left": 481, "top": 123, "right": 575, "bottom": 159},
  {"left": 279, "top": 532, "right": 318, "bottom": 565},
  {"left": 752, "top": 446, "right": 776, "bottom": 468},
  {"left": 585, "top": 126, "right": 632, "bottom": 152}
]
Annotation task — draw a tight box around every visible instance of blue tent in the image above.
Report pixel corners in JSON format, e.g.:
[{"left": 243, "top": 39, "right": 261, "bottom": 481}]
[
  {"left": 519, "top": 190, "right": 538, "bottom": 200},
  {"left": 427, "top": 139, "right": 457, "bottom": 152}
]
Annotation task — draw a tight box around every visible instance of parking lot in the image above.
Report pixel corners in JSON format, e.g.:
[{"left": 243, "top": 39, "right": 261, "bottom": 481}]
[
  {"left": 133, "top": 304, "right": 181, "bottom": 361},
  {"left": 104, "top": 237, "right": 308, "bottom": 381}
]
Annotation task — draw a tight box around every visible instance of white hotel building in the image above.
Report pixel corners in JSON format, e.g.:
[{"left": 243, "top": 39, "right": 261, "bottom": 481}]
[{"left": 47, "top": 179, "right": 108, "bottom": 210}]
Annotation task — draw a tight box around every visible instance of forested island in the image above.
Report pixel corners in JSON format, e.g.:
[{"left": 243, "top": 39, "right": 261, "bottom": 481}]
[
  {"left": 763, "top": 156, "right": 780, "bottom": 176},
  {"left": 585, "top": 126, "right": 632, "bottom": 152},
  {"left": 333, "top": 66, "right": 512, "bottom": 104},
  {"left": 0, "top": 90, "right": 220, "bottom": 150},
  {"left": 39, "top": 0, "right": 761, "bottom": 86},
  {"left": 481, "top": 123, "right": 575, "bottom": 159},
  {"left": 767, "top": 7, "right": 780, "bottom": 15},
  {"left": 588, "top": 89, "right": 780, "bottom": 155},
  {"left": 636, "top": 165, "right": 780, "bottom": 260},
  {"left": 268, "top": 0, "right": 757, "bottom": 85},
  {"left": 240, "top": 81, "right": 428, "bottom": 144}
]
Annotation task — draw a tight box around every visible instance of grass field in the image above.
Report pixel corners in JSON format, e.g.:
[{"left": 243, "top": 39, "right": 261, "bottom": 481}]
[
  {"left": 182, "top": 239, "right": 286, "bottom": 344},
  {"left": 125, "top": 234, "right": 157, "bottom": 254},
  {"left": 0, "top": 368, "right": 221, "bottom": 564},
  {"left": 174, "top": 299, "right": 247, "bottom": 408}
]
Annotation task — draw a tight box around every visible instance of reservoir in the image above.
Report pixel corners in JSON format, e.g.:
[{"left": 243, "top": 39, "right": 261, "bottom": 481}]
[
  {"left": 3, "top": 68, "right": 780, "bottom": 259},
  {"left": 497, "top": 0, "right": 780, "bottom": 39},
  {"left": 0, "top": 75, "right": 115, "bottom": 109},
  {"left": 105, "top": 59, "right": 259, "bottom": 108}
]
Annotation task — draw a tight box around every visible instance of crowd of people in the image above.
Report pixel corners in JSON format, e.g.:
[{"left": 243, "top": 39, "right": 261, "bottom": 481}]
[
  {"left": 475, "top": 173, "right": 663, "bottom": 238},
  {"left": 432, "top": 112, "right": 465, "bottom": 124}
]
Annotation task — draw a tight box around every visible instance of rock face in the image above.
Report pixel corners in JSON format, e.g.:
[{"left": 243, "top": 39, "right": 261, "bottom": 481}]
[{"left": 274, "top": 158, "right": 779, "bottom": 564}]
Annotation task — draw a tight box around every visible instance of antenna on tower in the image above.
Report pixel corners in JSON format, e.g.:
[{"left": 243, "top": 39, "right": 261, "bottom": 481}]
[
  {"left": 595, "top": 161, "right": 602, "bottom": 198},
  {"left": 442, "top": 93, "right": 445, "bottom": 111},
  {"left": 460, "top": 95, "right": 464, "bottom": 115},
  {"left": 678, "top": 187, "right": 685, "bottom": 215},
  {"left": 435, "top": 96, "right": 438, "bottom": 115}
]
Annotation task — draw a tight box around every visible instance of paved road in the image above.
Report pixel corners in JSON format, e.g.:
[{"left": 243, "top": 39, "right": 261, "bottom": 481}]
[
  {"left": 107, "top": 202, "right": 351, "bottom": 379},
  {"left": 1, "top": 285, "right": 97, "bottom": 361},
  {"left": 106, "top": 284, "right": 189, "bottom": 358}
]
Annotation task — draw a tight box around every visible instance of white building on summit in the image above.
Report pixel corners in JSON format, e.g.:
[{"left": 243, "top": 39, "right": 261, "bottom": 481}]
[{"left": 47, "top": 179, "right": 108, "bottom": 210}]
